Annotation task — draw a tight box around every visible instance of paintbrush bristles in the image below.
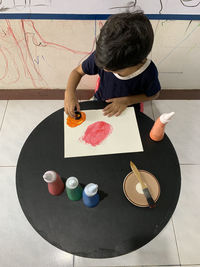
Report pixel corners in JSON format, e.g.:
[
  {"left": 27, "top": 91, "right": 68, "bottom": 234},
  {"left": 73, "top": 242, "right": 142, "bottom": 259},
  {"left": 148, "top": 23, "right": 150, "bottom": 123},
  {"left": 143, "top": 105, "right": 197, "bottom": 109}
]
[{"left": 143, "top": 188, "right": 156, "bottom": 208}]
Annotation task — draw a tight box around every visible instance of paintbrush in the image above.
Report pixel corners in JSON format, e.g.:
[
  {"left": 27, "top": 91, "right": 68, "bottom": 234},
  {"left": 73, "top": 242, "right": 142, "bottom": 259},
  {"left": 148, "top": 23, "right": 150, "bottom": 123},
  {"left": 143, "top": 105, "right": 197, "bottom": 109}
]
[{"left": 130, "top": 161, "right": 156, "bottom": 208}]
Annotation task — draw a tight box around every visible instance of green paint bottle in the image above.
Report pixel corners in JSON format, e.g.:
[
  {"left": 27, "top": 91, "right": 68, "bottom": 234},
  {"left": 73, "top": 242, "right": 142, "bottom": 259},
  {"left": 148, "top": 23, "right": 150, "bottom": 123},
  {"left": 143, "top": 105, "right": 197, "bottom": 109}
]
[{"left": 66, "top": 177, "right": 83, "bottom": 201}]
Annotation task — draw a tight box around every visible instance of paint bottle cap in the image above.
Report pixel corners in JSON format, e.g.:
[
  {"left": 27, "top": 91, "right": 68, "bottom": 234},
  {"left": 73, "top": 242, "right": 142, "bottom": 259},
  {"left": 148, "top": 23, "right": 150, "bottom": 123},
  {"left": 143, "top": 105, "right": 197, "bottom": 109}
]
[
  {"left": 43, "top": 171, "right": 57, "bottom": 183},
  {"left": 160, "top": 112, "right": 175, "bottom": 124},
  {"left": 75, "top": 111, "right": 82, "bottom": 120},
  {"left": 84, "top": 183, "right": 98, "bottom": 197},
  {"left": 66, "top": 177, "right": 79, "bottom": 189},
  {"left": 74, "top": 106, "right": 81, "bottom": 120}
]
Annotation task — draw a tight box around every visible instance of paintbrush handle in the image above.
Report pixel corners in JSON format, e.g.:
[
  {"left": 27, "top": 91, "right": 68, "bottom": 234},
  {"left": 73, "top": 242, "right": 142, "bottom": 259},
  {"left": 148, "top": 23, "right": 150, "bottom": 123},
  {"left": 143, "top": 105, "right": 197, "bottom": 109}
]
[
  {"left": 130, "top": 161, "right": 156, "bottom": 208},
  {"left": 130, "top": 161, "right": 146, "bottom": 189}
]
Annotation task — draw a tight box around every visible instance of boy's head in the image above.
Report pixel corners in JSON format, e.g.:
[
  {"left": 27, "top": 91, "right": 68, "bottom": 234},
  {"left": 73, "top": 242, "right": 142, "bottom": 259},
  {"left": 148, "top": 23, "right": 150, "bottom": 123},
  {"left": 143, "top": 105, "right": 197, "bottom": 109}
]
[{"left": 95, "top": 11, "right": 154, "bottom": 71}]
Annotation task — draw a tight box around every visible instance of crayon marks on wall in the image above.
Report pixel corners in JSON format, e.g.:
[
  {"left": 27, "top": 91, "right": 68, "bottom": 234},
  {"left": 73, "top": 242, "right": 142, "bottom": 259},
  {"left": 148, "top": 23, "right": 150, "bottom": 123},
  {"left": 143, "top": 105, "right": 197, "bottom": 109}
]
[
  {"left": 0, "top": 0, "right": 51, "bottom": 11},
  {"left": 0, "top": 19, "right": 95, "bottom": 89},
  {"left": 0, "top": 0, "right": 200, "bottom": 14},
  {"left": 0, "top": 19, "right": 200, "bottom": 90}
]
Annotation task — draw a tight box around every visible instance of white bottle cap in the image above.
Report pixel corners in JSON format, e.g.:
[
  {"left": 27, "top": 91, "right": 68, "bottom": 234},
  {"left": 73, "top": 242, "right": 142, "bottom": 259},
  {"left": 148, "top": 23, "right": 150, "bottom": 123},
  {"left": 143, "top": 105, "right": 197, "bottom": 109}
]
[
  {"left": 66, "top": 177, "right": 78, "bottom": 189},
  {"left": 160, "top": 112, "right": 175, "bottom": 124},
  {"left": 43, "top": 171, "right": 57, "bottom": 183},
  {"left": 84, "top": 183, "right": 98, "bottom": 197}
]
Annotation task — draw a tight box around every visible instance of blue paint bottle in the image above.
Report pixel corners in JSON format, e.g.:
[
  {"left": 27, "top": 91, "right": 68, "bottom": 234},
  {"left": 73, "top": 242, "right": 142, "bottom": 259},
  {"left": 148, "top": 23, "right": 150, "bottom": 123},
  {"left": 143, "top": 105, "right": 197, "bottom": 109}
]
[{"left": 82, "top": 183, "right": 100, "bottom": 208}]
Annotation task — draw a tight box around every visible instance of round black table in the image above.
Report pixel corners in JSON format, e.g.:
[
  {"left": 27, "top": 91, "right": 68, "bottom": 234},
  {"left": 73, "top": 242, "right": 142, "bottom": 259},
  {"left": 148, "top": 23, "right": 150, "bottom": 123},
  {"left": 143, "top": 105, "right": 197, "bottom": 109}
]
[{"left": 16, "top": 101, "right": 181, "bottom": 258}]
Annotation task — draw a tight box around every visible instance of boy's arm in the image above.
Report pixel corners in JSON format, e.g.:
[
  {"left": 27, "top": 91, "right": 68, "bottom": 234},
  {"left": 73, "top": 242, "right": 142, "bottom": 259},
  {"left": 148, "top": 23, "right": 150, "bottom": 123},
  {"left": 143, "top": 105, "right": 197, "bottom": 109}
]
[
  {"left": 103, "top": 92, "right": 160, "bottom": 117},
  {"left": 64, "top": 65, "right": 85, "bottom": 117}
]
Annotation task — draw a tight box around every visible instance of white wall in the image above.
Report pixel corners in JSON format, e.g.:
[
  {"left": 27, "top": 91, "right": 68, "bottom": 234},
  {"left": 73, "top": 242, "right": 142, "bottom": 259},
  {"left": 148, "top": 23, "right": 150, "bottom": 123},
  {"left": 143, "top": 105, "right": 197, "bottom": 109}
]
[
  {"left": 1, "top": 0, "right": 200, "bottom": 15},
  {"left": 0, "top": 19, "right": 199, "bottom": 90}
]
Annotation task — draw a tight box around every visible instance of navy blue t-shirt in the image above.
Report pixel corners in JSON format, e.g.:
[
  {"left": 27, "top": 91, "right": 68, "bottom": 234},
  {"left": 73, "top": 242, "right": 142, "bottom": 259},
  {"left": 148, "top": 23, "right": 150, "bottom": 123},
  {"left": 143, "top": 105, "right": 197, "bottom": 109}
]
[{"left": 82, "top": 51, "right": 161, "bottom": 102}]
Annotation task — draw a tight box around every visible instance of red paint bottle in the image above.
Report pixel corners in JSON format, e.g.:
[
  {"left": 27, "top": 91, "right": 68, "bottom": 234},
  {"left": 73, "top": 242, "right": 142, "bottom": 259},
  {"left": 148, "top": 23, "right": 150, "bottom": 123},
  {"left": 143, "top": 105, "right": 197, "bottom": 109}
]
[{"left": 43, "top": 170, "right": 64, "bottom": 196}]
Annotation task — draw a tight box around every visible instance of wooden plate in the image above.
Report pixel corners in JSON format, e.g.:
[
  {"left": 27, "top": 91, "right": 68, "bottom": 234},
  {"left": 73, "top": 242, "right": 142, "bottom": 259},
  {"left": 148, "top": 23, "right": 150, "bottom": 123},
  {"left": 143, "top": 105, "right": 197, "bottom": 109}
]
[{"left": 123, "top": 170, "right": 160, "bottom": 207}]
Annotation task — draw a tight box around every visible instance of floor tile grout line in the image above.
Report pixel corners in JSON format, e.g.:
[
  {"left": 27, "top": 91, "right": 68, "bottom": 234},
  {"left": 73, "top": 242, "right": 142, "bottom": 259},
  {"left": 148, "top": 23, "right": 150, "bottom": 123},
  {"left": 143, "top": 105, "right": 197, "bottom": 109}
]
[
  {"left": 179, "top": 265, "right": 200, "bottom": 266},
  {"left": 0, "top": 166, "right": 16, "bottom": 167},
  {"left": 171, "top": 216, "right": 181, "bottom": 266},
  {"left": 180, "top": 163, "right": 200, "bottom": 166},
  {"left": 0, "top": 100, "right": 8, "bottom": 132}
]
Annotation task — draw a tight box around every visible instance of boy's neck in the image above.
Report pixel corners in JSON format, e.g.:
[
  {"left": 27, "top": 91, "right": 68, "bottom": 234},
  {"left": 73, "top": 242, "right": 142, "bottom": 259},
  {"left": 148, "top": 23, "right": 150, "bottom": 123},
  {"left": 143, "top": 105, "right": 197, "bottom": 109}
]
[{"left": 114, "top": 59, "right": 147, "bottom": 77}]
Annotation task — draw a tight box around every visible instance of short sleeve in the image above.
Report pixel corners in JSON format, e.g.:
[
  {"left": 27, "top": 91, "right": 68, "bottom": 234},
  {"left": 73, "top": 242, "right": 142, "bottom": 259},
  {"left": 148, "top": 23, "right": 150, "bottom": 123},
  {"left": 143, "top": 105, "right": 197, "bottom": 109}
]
[
  {"left": 143, "top": 63, "right": 161, "bottom": 97},
  {"left": 82, "top": 51, "right": 99, "bottom": 75}
]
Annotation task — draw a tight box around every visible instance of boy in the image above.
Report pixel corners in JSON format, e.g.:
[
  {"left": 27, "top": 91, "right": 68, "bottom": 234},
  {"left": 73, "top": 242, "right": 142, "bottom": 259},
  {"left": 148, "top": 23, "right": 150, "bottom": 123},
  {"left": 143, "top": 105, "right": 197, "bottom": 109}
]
[{"left": 65, "top": 11, "right": 160, "bottom": 118}]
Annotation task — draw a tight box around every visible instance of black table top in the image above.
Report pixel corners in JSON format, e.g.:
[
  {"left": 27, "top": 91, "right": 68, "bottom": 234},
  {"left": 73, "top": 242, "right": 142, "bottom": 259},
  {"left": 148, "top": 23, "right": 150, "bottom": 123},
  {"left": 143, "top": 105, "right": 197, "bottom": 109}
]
[{"left": 16, "top": 101, "right": 181, "bottom": 258}]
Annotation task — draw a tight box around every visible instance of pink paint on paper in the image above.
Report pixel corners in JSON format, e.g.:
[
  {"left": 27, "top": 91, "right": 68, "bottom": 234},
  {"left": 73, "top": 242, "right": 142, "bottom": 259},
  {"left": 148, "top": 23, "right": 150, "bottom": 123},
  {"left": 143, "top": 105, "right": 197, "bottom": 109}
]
[{"left": 81, "top": 121, "right": 113, "bottom": 147}]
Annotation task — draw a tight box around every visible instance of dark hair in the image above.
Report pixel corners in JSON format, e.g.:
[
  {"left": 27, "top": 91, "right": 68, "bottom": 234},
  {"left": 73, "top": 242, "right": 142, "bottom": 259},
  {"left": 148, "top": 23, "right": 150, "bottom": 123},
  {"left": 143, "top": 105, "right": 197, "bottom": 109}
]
[{"left": 95, "top": 11, "right": 154, "bottom": 71}]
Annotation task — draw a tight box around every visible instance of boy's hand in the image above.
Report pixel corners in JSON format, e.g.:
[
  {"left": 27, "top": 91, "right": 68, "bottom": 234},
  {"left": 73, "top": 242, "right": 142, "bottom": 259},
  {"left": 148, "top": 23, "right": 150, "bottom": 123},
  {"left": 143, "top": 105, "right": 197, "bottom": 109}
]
[
  {"left": 103, "top": 97, "right": 128, "bottom": 117},
  {"left": 64, "top": 92, "right": 80, "bottom": 118}
]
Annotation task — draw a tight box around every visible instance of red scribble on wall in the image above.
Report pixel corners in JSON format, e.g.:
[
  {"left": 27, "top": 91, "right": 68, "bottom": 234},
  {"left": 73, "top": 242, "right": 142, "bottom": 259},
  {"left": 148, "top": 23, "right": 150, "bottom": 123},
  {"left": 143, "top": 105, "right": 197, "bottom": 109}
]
[
  {"left": 0, "top": 46, "right": 8, "bottom": 81},
  {"left": 6, "top": 19, "right": 41, "bottom": 88},
  {"left": 0, "top": 45, "right": 21, "bottom": 84},
  {"left": 81, "top": 121, "right": 113, "bottom": 147},
  {"left": 26, "top": 20, "right": 91, "bottom": 55},
  {"left": 98, "top": 21, "right": 104, "bottom": 29},
  {"left": 0, "top": 19, "right": 95, "bottom": 88}
]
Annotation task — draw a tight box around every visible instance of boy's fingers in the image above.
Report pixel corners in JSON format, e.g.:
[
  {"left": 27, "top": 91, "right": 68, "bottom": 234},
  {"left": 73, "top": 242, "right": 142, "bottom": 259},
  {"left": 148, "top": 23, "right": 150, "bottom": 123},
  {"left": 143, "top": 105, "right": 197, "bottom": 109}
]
[
  {"left": 115, "top": 111, "right": 121, "bottom": 117},
  {"left": 103, "top": 103, "right": 112, "bottom": 112},
  {"left": 76, "top": 102, "right": 81, "bottom": 112},
  {"left": 103, "top": 106, "right": 113, "bottom": 115},
  {"left": 65, "top": 105, "right": 70, "bottom": 116},
  {"left": 103, "top": 107, "right": 109, "bottom": 112},
  {"left": 104, "top": 103, "right": 125, "bottom": 117},
  {"left": 64, "top": 107, "right": 68, "bottom": 115},
  {"left": 69, "top": 106, "right": 76, "bottom": 118},
  {"left": 104, "top": 107, "right": 118, "bottom": 117},
  {"left": 107, "top": 110, "right": 117, "bottom": 117}
]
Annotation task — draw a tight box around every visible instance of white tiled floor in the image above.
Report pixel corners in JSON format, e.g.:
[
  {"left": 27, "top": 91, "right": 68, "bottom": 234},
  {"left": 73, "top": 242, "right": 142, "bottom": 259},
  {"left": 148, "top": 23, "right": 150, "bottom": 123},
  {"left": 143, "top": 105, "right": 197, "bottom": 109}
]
[
  {"left": 152, "top": 100, "right": 200, "bottom": 164},
  {"left": 0, "top": 100, "right": 64, "bottom": 166},
  {"left": 0, "top": 100, "right": 7, "bottom": 129},
  {"left": 0, "top": 99, "right": 199, "bottom": 267}
]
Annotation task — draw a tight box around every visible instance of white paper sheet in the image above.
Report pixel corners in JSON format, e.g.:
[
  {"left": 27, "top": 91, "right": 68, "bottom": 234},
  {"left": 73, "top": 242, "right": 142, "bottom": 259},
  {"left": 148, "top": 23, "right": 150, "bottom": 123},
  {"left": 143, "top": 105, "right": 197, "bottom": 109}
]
[{"left": 64, "top": 107, "right": 143, "bottom": 158}]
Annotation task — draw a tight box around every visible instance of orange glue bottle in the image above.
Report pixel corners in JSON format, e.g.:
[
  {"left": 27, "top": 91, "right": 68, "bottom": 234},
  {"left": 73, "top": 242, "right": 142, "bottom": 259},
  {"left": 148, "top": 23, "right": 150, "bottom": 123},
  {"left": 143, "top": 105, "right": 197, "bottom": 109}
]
[{"left": 149, "top": 112, "right": 175, "bottom": 141}]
